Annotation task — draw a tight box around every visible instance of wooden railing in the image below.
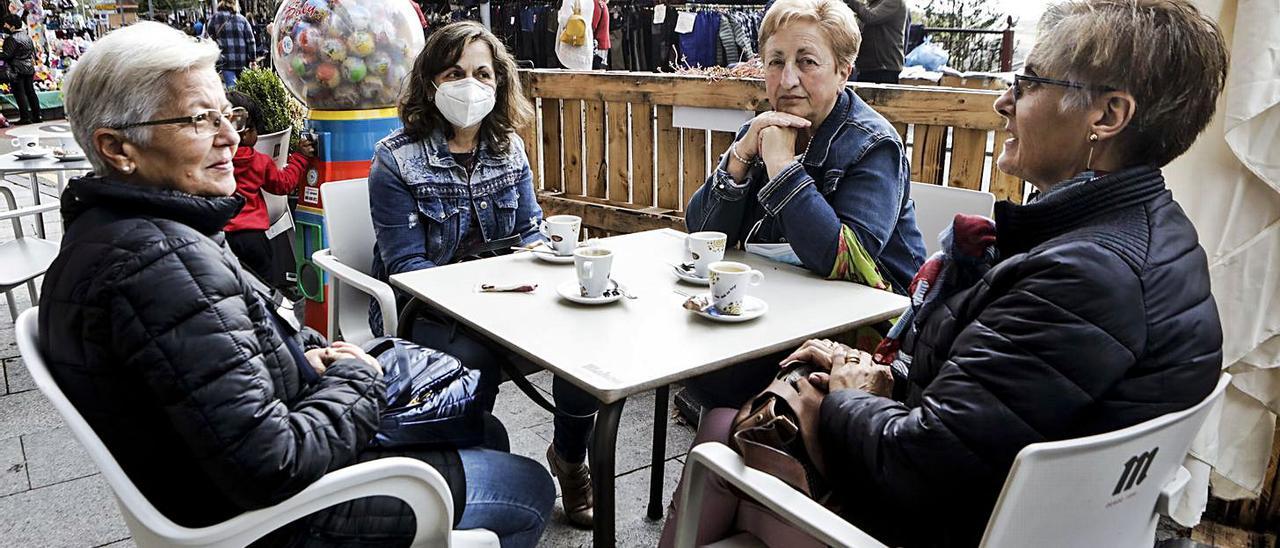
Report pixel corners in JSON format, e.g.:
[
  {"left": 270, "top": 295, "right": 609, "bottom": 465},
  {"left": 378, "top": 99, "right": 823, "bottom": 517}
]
[{"left": 516, "top": 69, "right": 1025, "bottom": 236}]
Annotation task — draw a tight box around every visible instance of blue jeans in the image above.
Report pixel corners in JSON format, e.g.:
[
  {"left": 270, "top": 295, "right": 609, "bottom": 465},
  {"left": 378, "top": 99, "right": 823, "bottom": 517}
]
[
  {"left": 457, "top": 448, "right": 556, "bottom": 548},
  {"left": 222, "top": 69, "right": 239, "bottom": 88}
]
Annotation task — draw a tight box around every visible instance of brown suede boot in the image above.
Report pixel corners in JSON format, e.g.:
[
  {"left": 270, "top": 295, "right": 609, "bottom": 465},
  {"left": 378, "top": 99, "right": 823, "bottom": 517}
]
[{"left": 546, "top": 445, "right": 595, "bottom": 528}]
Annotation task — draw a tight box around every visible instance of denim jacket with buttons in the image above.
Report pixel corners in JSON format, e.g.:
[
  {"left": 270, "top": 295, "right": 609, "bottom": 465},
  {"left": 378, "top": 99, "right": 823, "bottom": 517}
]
[
  {"left": 686, "top": 88, "right": 926, "bottom": 294},
  {"left": 368, "top": 128, "right": 543, "bottom": 332}
]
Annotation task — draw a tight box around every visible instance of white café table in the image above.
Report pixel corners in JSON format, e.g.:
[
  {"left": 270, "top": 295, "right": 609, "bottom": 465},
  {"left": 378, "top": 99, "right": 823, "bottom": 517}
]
[
  {"left": 390, "top": 228, "right": 908, "bottom": 547},
  {"left": 0, "top": 152, "right": 91, "bottom": 237}
]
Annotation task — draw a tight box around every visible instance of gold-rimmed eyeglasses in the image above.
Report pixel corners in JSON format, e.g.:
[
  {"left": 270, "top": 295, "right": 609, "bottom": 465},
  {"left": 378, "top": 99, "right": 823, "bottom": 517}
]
[{"left": 111, "top": 107, "right": 249, "bottom": 136}]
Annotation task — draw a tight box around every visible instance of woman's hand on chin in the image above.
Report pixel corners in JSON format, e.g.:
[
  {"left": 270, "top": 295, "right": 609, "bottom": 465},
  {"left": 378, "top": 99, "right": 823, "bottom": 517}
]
[
  {"left": 739, "top": 110, "right": 810, "bottom": 160},
  {"left": 760, "top": 125, "right": 799, "bottom": 178}
]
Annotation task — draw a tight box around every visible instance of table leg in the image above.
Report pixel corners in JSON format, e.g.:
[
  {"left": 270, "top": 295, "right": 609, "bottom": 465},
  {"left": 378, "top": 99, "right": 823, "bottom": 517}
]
[
  {"left": 648, "top": 384, "right": 669, "bottom": 520},
  {"left": 28, "top": 173, "right": 45, "bottom": 239},
  {"left": 591, "top": 397, "right": 626, "bottom": 548}
]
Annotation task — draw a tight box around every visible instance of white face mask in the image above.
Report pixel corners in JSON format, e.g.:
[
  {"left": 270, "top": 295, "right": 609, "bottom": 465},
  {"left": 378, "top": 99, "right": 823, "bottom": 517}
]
[
  {"left": 742, "top": 218, "right": 805, "bottom": 267},
  {"left": 434, "top": 78, "right": 496, "bottom": 129}
]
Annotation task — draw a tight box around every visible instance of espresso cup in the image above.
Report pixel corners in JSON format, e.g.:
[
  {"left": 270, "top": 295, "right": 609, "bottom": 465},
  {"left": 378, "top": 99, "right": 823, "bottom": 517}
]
[
  {"left": 11, "top": 136, "right": 39, "bottom": 150},
  {"left": 708, "top": 260, "right": 764, "bottom": 315},
  {"left": 574, "top": 247, "right": 614, "bottom": 298},
  {"left": 540, "top": 214, "right": 582, "bottom": 256},
  {"left": 686, "top": 231, "right": 727, "bottom": 278}
]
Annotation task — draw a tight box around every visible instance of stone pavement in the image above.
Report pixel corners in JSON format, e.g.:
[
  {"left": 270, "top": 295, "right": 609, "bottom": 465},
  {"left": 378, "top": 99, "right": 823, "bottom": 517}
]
[{"left": 0, "top": 130, "right": 698, "bottom": 547}]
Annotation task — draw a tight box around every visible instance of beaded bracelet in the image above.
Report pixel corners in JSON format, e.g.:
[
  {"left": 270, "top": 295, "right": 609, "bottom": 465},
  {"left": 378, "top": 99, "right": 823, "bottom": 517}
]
[{"left": 729, "top": 141, "right": 756, "bottom": 166}]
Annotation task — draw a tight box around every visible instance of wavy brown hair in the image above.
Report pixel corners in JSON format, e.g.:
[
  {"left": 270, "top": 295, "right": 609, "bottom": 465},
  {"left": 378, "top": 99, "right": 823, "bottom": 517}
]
[{"left": 399, "top": 21, "right": 534, "bottom": 155}]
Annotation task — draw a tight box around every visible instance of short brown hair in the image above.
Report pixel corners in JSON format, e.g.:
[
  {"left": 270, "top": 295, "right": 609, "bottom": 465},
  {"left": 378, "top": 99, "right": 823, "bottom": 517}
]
[
  {"left": 759, "top": 0, "right": 861, "bottom": 68},
  {"left": 399, "top": 22, "right": 534, "bottom": 154},
  {"left": 1029, "top": 0, "right": 1229, "bottom": 167}
]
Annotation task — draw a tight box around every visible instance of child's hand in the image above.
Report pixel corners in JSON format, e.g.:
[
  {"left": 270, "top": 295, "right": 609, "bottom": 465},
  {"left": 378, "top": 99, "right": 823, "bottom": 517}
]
[{"left": 297, "top": 137, "right": 316, "bottom": 157}]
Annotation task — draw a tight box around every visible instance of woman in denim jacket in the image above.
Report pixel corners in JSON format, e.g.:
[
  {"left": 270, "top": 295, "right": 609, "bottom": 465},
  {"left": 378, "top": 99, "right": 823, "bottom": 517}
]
[
  {"left": 368, "top": 22, "right": 601, "bottom": 529},
  {"left": 682, "top": 0, "right": 927, "bottom": 410}
]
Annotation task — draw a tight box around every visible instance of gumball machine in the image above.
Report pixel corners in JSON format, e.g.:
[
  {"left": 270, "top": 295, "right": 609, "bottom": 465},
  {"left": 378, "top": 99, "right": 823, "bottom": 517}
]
[{"left": 272, "top": 0, "right": 424, "bottom": 335}]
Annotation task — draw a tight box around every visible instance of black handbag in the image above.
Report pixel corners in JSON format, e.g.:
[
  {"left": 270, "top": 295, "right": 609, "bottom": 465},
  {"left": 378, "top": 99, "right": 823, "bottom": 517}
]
[{"left": 362, "top": 337, "right": 485, "bottom": 449}]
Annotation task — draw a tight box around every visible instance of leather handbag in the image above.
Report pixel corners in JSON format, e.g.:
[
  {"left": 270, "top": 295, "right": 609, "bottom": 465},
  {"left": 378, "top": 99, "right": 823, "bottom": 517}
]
[
  {"left": 363, "top": 337, "right": 485, "bottom": 449},
  {"left": 731, "top": 361, "right": 831, "bottom": 500}
]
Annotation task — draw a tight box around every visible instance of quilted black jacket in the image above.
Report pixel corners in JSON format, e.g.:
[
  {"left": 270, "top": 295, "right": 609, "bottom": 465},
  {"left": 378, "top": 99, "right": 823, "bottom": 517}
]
[
  {"left": 819, "top": 167, "right": 1223, "bottom": 546},
  {"left": 38, "top": 176, "right": 386, "bottom": 528}
]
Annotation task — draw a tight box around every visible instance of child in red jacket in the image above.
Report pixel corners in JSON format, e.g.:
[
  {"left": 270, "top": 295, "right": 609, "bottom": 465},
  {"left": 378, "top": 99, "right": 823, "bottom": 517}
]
[{"left": 224, "top": 91, "right": 314, "bottom": 280}]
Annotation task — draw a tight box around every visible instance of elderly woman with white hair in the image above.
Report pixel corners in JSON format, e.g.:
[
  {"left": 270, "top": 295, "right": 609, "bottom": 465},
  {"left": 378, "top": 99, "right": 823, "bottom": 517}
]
[
  {"left": 666, "top": 0, "right": 1228, "bottom": 546},
  {"left": 39, "top": 22, "right": 553, "bottom": 548}
]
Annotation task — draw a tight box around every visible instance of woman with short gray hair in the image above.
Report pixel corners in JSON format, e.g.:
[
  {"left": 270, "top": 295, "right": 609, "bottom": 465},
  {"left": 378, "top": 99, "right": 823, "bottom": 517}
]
[
  {"left": 45, "top": 22, "right": 553, "bottom": 548},
  {"left": 666, "top": 1, "right": 1229, "bottom": 545}
]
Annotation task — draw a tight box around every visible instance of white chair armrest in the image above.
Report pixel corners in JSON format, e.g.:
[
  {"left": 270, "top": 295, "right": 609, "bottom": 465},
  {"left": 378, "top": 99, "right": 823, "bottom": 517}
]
[
  {"left": 146, "top": 457, "right": 458, "bottom": 547},
  {"left": 676, "top": 443, "right": 889, "bottom": 548},
  {"left": 312, "top": 249, "right": 398, "bottom": 338},
  {"left": 0, "top": 201, "right": 59, "bottom": 222},
  {"left": 1157, "top": 465, "right": 1192, "bottom": 517},
  {"left": 450, "top": 529, "right": 501, "bottom": 547}
]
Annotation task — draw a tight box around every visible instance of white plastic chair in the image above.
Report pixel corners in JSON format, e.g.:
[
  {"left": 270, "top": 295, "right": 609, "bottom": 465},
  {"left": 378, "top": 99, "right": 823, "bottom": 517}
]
[
  {"left": 910, "top": 182, "right": 996, "bottom": 256},
  {"left": 311, "top": 178, "right": 398, "bottom": 344},
  {"left": 0, "top": 185, "right": 59, "bottom": 320},
  {"left": 675, "top": 373, "right": 1232, "bottom": 548},
  {"left": 14, "top": 308, "right": 497, "bottom": 547}
]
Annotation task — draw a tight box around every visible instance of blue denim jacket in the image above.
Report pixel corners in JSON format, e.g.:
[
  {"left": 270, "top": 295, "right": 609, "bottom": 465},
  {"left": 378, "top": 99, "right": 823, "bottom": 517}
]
[
  {"left": 686, "top": 88, "right": 926, "bottom": 294},
  {"left": 368, "top": 128, "right": 543, "bottom": 332}
]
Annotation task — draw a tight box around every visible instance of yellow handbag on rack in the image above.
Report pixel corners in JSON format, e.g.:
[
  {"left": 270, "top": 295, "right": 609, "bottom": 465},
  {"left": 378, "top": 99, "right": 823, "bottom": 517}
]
[{"left": 559, "top": 0, "right": 588, "bottom": 46}]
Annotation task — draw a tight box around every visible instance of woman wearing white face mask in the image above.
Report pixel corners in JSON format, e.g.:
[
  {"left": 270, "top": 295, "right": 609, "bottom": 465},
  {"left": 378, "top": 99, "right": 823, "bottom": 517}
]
[{"left": 368, "top": 21, "right": 602, "bottom": 530}]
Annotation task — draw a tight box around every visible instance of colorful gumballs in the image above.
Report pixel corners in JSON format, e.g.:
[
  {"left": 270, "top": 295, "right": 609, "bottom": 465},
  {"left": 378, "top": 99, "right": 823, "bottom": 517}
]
[
  {"left": 302, "top": 0, "right": 330, "bottom": 23},
  {"left": 332, "top": 85, "right": 361, "bottom": 107},
  {"left": 290, "top": 55, "right": 309, "bottom": 77},
  {"left": 320, "top": 38, "right": 347, "bottom": 62},
  {"left": 342, "top": 57, "right": 367, "bottom": 83},
  {"left": 295, "top": 25, "right": 320, "bottom": 54},
  {"left": 345, "top": 5, "right": 371, "bottom": 30},
  {"left": 347, "top": 31, "right": 375, "bottom": 57},
  {"left": 367, "top": 53, "right": 391, "bottom": 76},
  {"left": 359, "top": 79, "right": 385, "bottom": 102},
  {"left": 315, "top": 62, "right": 341, "bottom": 88}
]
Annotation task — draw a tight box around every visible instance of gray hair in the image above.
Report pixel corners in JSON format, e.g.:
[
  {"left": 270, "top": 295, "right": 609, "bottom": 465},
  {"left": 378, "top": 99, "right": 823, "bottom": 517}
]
[
  {"left": 1029, "top": 0, "right": 1228, "bottom": 167},
  {"left": 63, "top": 21, "right": 220, "bottom": 173}
]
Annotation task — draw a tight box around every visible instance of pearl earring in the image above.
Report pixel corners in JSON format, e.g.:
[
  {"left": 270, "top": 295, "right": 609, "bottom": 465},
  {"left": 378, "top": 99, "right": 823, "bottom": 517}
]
[{"left": 1086, "top": 133, "right": 1099, "bottom": 171}]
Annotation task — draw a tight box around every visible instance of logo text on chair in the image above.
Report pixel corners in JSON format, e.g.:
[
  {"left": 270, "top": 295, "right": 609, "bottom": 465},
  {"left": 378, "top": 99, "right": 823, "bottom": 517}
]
[{"left": 1113, "top": 447, "right": 1158, "bottom": 496}]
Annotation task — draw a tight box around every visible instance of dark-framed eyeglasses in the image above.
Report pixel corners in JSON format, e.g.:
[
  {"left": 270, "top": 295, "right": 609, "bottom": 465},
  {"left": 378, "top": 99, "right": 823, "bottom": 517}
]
[
  {"left": 1010, "top": 73, "right": 1117, "bottom": 99},
  {"left": 111, "top": 107, "right": 249, "bottom": 136}
]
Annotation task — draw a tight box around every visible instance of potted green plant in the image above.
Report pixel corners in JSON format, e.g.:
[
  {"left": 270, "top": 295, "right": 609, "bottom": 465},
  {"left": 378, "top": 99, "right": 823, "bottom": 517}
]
[{"left": 234, "top": 66, "right": 306, "bottom": 152}]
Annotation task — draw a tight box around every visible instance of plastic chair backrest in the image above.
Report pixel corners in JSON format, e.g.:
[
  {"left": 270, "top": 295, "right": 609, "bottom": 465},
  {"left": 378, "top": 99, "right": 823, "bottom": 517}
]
[
  {"left": 319, "top": 178, "right": 378, "bottom": 343},
  {"left": 253, "top": 129, "right": 294, "bottom": 229},
  {"left": 909, "top": 183, "right": 996, "bottom": 256},
  {"left": 13, "top": 308, "right": 191, "bottom": 542},
  {"left": 980, "top": 373, "right": 1230, "bottom": 548}
]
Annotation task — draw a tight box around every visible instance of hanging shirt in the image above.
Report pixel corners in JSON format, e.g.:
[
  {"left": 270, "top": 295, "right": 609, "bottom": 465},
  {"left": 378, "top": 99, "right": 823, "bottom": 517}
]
[{"left": 592, "top": 0, "right": 611, "bottom": 49}]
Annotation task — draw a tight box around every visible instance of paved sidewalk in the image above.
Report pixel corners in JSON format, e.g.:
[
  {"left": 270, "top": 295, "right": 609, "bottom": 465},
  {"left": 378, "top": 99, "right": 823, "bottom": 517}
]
[{"left": 0, "top": 138, "right": 697, "bottom": 546}]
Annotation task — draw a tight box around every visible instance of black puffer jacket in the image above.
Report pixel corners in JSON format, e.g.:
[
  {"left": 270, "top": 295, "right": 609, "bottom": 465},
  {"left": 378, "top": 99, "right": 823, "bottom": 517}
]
[
  {"left": 38, "top": 177, "right": 387, "bottom": 528},
  {"left": 819, "top": 167, "right": 1222, "bottom": 546}
]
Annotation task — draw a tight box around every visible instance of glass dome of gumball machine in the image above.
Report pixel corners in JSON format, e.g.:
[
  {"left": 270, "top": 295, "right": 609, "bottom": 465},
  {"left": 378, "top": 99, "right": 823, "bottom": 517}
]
[{"left": 272, "top": 0, "right": 424, "bottom": 336}]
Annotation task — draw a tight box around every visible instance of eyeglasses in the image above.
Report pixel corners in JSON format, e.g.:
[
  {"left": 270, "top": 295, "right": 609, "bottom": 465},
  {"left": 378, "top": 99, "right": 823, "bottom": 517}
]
[
  {"left": 112, "top": 107, "right": 249, "bottom": 136},
  {"left": 1010, "top": 73, "right": 1117, "bottom": 99}
]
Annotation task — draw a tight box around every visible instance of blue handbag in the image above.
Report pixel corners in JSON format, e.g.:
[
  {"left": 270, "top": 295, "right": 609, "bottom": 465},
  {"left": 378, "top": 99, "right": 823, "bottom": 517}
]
[{"left": 362, "top": 337, "right": 485, "bottom": 449}]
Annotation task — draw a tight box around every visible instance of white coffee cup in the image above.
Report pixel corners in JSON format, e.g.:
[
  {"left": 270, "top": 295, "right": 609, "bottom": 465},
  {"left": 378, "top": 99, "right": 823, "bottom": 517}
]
[
  {"left": 11, "top": 136, "right": 39, "bottom": 150},
  {"left": 708, "top": 260, "right": 764, "bottom": 315},
  {"left": 540, "top": 214, "right": 582, "bottom": 256},
  {"left": 686, "top": 231, "right": 727, "bottom": 277},
  {"left": 574, "top": 247, "right": 614, "bottom": 298}
]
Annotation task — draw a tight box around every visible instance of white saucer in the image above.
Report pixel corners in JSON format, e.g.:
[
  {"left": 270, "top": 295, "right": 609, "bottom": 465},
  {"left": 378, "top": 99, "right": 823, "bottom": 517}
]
[
  {"left": 557, "top": 279, "right": 622, "bottom": 305},
  {"left": 689, "top": 294, "right": 768, "bottom": 323},
  {"left": 13, "top": 148, "right": 50, "bottom": 159},
  {"left": 671, "top": 263, "right": 710, "bottom": 285},
  {"left": 534, "top": 250, "right": 575, "bottom": 264}
]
